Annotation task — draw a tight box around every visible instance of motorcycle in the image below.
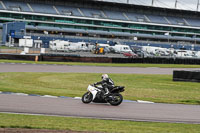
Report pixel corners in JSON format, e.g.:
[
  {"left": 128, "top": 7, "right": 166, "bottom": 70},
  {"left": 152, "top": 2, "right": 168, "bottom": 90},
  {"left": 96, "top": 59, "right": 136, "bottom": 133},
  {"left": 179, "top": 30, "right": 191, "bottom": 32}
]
[{"left": 82, "top": 84, "right": 125, "bottom": 106}]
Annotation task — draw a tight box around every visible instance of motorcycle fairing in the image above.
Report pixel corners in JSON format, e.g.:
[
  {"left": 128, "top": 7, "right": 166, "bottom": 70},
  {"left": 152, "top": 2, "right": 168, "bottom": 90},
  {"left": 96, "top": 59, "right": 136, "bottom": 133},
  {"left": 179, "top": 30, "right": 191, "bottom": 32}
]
[{"left": 87, "top": 85, "right": 100, "bottom": 100}]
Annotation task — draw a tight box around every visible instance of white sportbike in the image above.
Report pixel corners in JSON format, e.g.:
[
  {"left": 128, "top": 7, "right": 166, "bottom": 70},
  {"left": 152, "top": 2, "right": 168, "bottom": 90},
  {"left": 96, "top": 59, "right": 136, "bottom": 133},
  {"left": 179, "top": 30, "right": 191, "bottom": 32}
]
[{"left": 82, "top": 84, "right": 125, "bottom": 106}]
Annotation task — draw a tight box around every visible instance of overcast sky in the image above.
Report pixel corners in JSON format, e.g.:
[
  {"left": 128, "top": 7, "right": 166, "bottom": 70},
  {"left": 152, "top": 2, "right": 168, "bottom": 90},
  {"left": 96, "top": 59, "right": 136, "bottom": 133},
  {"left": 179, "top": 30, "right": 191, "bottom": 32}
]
[{"left": 100, "top": 0, "right": 200, "bottom": 11}]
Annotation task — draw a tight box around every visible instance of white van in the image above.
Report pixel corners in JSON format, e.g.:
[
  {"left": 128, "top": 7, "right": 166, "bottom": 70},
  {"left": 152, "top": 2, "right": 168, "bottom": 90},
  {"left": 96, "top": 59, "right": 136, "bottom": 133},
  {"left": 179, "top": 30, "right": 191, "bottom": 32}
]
[
  {"left": 175, "top": 50, "right": 193, "bottom": 58},
  {"left": 66, "top": 42, "right": 88, "bottom": 51},
  {"left": 111, "top": 45, "right": 132, "bottom": 53},
  {"left": 49, "top": 40, "right": 70, "bottom": 51},
  {"left": 195, "top": 51, "right": 200, "bottom": 58}
]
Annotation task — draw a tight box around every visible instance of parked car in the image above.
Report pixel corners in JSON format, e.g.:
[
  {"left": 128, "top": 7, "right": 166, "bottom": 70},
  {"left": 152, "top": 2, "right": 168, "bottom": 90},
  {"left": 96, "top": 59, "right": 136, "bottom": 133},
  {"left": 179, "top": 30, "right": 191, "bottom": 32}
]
[{"left": 123, "top": 52, "right": 138, "bottom": 58}]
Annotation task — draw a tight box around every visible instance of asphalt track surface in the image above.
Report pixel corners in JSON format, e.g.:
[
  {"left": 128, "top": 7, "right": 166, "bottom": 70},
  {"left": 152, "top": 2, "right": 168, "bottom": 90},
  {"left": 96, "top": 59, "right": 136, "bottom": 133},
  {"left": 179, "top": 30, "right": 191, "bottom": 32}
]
[
  {"left": 0, "top": 63, "right": 200, "bottom": 124},
  {"left": 0, "top": 63, "right": 199, "bottom": 74},
  {"left": 0, "top": 94, "right": 200, "bottom": 124}
]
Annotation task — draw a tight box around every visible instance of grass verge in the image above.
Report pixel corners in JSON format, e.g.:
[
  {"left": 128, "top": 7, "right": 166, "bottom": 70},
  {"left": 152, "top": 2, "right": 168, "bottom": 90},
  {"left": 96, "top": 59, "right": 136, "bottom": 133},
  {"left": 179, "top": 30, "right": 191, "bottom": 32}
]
[
  {"left": 0, "top": 113, "right": 200, "bottom": 133},
  {"left": 0, "top": 73, "right": 200, "bottom": 104},
  {"left": 0, "top": 59, "right": 200, "bottom": 68},
  {"left": 0, "top": 46, "right": 16, "bottom": 49}
]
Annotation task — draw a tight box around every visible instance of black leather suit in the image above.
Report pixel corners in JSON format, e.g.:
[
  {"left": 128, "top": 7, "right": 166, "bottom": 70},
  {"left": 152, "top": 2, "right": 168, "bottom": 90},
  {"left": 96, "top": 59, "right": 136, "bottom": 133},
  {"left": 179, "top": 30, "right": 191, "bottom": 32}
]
[{"left": 94, "top": 78, "right": 114, "bottom": 94}]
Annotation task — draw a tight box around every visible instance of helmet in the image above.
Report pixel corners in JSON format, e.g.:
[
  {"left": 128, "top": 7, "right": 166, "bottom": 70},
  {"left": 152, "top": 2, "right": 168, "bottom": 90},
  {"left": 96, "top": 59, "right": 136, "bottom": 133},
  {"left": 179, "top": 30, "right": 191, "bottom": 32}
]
[{"left": 102, "top": 74, "right": 109, "bottom": 80}]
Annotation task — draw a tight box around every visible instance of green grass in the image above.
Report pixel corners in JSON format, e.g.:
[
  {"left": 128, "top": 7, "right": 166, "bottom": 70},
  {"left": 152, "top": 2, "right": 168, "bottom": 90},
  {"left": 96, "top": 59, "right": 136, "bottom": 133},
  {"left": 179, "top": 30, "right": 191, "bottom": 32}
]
[
  {"left": 0, "top": 113, "right": 200, "bottom": 133},
  {"left": 0, "top": 46, "right": 16, "bottom": 49},
  {"left": 0, "top": 73, "right": 200, "bottom": 104},
  {"left": 1, "top": 59, "right": 200, "bottom": 68}
]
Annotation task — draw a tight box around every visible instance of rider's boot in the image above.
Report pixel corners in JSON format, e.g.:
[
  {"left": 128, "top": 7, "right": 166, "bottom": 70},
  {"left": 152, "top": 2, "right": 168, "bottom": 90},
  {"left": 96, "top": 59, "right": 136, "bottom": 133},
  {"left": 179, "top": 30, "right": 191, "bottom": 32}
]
[{"left": 103, "top": 88, "right": 110, "bottom": 97}]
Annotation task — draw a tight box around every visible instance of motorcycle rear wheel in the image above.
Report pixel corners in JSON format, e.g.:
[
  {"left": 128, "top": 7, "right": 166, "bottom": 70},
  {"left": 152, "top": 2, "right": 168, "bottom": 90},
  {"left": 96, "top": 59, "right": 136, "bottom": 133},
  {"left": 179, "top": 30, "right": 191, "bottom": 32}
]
[
  {"left": 82, "top": 92, "right": 93, "bottom": 104},
  {"left": 108, "top": 93, "right": 123, "bottom": 106}
]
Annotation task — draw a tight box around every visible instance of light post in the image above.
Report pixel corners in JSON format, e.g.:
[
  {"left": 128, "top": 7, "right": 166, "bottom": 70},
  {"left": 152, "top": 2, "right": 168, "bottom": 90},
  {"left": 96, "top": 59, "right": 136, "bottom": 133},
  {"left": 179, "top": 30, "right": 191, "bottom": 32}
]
[{"left": 165, "top": 32, "right": 170, "bottom": 44}]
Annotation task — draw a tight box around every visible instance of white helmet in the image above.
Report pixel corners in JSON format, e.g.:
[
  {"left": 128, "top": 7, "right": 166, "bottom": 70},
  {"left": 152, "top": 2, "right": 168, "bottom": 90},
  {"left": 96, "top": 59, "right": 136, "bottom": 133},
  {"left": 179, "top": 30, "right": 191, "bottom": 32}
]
[{"left": 102, "top": 74, "right": 109, "bottom": 80}]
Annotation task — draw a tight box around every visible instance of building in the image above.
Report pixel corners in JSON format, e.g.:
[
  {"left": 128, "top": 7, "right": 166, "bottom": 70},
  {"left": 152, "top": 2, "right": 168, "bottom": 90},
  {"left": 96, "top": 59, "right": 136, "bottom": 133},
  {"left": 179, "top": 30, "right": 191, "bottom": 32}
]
[{"left": 0, "top": 0, "right": 200, "bottom": 49}]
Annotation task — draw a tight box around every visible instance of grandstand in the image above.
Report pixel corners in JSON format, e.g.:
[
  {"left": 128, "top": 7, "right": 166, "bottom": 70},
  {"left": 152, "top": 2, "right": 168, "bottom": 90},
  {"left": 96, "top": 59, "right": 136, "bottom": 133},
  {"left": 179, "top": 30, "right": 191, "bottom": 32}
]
[{"left": 0, "top": 0, "right": 200, "bottom": 49}]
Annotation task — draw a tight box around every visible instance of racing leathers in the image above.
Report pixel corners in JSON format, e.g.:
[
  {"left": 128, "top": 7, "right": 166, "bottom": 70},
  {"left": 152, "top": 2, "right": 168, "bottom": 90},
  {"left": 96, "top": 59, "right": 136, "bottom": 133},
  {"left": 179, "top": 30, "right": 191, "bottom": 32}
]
[{"left": 94, "top": 77, "right": 114, "bottom": 96}]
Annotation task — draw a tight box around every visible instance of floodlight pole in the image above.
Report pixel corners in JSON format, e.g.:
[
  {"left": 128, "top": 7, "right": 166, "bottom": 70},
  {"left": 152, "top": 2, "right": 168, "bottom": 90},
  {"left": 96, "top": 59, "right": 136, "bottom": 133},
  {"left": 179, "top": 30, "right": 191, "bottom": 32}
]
[
  {"left": 197, "top": 0, "right": 200, "bottom": 11},
  {"left": 152, "top": 0, "right": 155, "bottom": 6},
  {"left": 127, "top": 0, "right": 129, "bottom": 4},
  {"left": 175, "top": 0, "right": 178, "bottom": 8},
  {"left": 195, "top": 33, "right": 197, "bottom": 45}
]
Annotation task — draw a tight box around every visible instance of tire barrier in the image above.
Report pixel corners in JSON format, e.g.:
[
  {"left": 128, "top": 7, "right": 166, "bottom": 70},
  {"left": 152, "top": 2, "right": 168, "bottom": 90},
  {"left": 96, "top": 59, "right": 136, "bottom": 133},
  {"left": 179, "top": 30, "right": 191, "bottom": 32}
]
[
  {"left": 1, "top": 53, "right": 200, "bottom": 64},
  {"left": 111, "top": 57, "right": 200, "bottom": 64},
  {"left": 0, "top": 53, "right": 37, "bottom": 61},
  {"left": 173, "top": 70, "right": 200, "bottom": 82},
  {"left": 41, "top": 54, "right": 112, "bottom": 63}
]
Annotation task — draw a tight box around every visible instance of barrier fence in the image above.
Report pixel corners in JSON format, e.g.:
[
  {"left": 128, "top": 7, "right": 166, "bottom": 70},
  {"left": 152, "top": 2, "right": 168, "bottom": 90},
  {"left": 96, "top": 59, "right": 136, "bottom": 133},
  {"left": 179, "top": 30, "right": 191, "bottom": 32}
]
[{"left": 1, "top": 52, "right": 200, "bottom": 64}]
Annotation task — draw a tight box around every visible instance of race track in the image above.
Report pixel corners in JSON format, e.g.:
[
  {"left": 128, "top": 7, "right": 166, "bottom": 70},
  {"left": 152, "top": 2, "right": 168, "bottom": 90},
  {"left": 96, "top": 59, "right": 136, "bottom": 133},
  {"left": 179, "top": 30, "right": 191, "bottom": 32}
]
[
  {"left": 0, "top": 63, "right": 199, "bottom": 74},
  {"left": 0, "top": 63, "right": 200, "bottom": 124},
  {"left": 0, "top": 94, "right": 200, "bottom": 124}
]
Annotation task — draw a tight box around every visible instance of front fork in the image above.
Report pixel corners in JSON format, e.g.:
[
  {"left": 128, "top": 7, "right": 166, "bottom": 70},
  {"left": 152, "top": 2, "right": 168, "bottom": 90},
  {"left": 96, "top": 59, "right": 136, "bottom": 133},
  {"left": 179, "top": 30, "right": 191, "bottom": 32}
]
[{"left": 87, "top": 91, "right": 91, "bottom": 96}]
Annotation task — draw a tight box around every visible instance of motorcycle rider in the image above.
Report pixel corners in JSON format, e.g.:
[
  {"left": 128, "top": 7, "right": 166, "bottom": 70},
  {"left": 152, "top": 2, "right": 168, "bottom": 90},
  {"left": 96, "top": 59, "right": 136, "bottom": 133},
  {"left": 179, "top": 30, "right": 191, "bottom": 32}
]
[{"left": 94, "top": 74, "right": 114, "bottom": 96}]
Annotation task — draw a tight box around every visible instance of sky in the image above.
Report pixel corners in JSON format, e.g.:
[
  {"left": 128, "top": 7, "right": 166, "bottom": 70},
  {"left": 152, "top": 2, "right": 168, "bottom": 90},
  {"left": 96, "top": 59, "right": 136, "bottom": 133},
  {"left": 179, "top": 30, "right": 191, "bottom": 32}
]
[{"left": 97, "top": 0, "right": 200, "bottom": 12}]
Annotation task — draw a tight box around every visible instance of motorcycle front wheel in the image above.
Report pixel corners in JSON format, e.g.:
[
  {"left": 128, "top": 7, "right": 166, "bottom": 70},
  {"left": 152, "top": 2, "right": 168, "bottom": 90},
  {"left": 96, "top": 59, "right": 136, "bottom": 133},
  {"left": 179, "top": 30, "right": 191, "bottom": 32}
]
[
  {"left": 82, "top": 92, "right": 93, "bottom": 104},
  {"left": 108, "top": 93, "right": 123, "bottom": 106}
]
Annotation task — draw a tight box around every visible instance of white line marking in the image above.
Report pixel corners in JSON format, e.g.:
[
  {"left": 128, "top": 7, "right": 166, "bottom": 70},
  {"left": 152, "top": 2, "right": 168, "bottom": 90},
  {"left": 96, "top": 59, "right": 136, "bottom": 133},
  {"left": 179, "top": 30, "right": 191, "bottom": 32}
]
[
  {"left": 41, "top": 95, "right": 58, "bottom": 98},
  {"left": 13, "top": 93, "right": 29, "bottom": 96},
  {"left": 74, "top": 97, "right": 81, "bottom": 99},
  {"left": 137, "top": 100, "right": 154, "bottom": 104}
]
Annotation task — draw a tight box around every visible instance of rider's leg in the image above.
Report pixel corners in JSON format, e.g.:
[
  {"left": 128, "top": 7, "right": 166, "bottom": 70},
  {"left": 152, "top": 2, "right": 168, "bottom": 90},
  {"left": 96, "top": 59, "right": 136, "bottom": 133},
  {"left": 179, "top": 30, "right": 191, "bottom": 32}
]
[{"left": 104, "top": 87, "right": 109, "bottom": 95}]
